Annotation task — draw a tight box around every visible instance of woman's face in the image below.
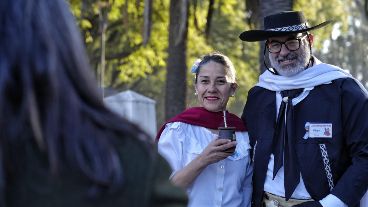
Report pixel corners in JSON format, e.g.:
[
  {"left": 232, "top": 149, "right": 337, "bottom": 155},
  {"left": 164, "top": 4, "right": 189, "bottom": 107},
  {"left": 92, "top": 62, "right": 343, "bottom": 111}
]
[{"left": 195, "top": 61, "right": 236, "bottom": 112}]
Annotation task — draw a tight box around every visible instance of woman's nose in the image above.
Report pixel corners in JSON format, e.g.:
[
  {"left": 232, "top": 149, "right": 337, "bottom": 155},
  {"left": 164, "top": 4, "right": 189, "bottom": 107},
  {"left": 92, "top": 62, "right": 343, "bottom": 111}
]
[{"left": 207, "top": 82, "right": 217, "bottom": 92}]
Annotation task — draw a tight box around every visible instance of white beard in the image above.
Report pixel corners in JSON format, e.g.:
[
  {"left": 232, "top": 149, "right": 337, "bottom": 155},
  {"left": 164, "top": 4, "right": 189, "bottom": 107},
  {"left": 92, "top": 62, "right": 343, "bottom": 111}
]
[{"left": 270, "top": 44, "right": 311, "bottom": 77}]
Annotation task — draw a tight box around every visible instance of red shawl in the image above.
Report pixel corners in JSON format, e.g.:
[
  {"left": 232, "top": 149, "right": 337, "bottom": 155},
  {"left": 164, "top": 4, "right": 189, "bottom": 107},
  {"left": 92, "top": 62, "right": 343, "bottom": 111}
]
[{"left": 156, "top": 107, "right": 247, "bottom": 141}]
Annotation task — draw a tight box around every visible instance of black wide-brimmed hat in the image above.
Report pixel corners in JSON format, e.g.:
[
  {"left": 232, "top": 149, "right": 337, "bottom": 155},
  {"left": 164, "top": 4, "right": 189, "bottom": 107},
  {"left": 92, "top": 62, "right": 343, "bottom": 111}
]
[{"left": 239, "top": 11, "right": 332, "bottom": 42}]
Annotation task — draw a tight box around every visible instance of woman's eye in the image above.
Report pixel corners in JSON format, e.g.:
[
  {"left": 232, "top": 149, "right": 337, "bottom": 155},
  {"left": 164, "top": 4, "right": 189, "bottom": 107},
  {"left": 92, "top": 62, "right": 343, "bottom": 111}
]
[
  {"left": 217, "top": 80, "right": 226, "bottom": 84},
  {"left": 201, "top": 80, "right": 209, "bottom": 84}
]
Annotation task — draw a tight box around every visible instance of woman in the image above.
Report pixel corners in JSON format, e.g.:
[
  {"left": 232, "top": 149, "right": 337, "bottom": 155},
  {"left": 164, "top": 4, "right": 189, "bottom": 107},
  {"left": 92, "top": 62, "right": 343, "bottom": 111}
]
[
  {"left": 0, "top": 0, "right": 187, "bottom": 206},
  {"left": 157, "top": 52, "right": 252, "bottom": 207}
]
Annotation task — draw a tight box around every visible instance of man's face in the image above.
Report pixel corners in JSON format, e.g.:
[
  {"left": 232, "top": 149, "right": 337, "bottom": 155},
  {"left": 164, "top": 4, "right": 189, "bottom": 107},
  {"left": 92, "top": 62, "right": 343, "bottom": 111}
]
[{"left": 267, "top": 33, "right": 312, "bottom": 77}]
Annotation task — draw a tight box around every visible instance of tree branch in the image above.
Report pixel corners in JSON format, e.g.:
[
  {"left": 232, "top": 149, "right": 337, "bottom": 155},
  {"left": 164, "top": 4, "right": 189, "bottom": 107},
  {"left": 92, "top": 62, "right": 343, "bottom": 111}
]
[{"left": 91, "top": 43, "right": 142, "bottom": 63}]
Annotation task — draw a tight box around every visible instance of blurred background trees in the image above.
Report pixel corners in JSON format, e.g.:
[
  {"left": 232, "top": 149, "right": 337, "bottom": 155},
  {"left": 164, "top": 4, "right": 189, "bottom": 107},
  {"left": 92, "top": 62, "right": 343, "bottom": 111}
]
[{"left": 67, "top": 0, "right": 367, "bottom": 127}]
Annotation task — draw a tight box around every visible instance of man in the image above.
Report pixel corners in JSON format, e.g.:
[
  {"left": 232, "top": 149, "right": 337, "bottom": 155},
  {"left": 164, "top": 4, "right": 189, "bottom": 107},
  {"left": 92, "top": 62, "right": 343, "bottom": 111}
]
[{"left": 239, "top": 11, "right": 368, "bottom": 207}]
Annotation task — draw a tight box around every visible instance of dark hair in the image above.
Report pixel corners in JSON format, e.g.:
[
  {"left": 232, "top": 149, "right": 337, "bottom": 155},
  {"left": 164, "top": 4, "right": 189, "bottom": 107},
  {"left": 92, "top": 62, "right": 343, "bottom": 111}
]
[
  {"left": 193, "top": 52, "right": 236, "bottom": 84},
  {"left": 0, "top": 0, "right": 152, "bottom": 197}
]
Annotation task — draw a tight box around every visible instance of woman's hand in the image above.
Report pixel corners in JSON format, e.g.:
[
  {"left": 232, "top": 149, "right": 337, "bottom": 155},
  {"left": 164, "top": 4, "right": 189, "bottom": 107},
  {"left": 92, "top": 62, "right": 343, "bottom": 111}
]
[
  {"left": 198, "top": 138, "right": 237, "bottom": 166},
  {"left": 170, "top": 137, "right": 236, "bottom": 188}
]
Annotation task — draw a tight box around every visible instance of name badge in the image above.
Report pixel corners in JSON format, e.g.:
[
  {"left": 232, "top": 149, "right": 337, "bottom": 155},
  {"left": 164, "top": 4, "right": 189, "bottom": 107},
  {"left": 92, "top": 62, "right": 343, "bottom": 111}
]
[{"left": 306, "top": 123, "right": 332, "bottom": 138}]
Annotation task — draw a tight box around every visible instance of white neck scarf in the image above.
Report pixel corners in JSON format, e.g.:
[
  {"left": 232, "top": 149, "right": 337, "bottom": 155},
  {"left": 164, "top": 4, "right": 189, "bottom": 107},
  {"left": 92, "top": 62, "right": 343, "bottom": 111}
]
[
  {"left": 256, "top": 57, "right": 352, "bottom": 91},
  {"left": 256, "top": 57, "right": 368, "bottom": 106}
]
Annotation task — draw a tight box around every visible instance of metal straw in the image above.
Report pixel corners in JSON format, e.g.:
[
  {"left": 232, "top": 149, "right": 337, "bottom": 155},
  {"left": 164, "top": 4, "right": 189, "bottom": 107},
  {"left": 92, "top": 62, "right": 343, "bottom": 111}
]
[{"left": 223, "top": 110, "right": 227, "bottom": 127}]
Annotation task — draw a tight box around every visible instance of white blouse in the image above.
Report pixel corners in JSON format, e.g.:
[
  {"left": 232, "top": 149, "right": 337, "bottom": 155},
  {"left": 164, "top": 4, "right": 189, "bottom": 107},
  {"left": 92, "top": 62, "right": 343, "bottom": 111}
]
[{"left": 158, "top": 122, "right": 252, "bottom": 207}]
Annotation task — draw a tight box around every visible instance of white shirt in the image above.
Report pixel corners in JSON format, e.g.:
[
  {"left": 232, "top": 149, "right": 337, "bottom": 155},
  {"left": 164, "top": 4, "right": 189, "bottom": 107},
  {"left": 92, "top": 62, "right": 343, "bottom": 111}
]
[{"left": 158, "top": 122, "right": 252, "bottom": 207}]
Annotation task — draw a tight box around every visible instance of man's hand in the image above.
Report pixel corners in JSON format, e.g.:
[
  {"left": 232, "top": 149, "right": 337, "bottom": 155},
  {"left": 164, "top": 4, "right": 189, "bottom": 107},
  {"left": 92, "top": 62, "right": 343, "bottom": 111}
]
[{"left": 293, "top": 201, "right": 322, "bottom": 207}]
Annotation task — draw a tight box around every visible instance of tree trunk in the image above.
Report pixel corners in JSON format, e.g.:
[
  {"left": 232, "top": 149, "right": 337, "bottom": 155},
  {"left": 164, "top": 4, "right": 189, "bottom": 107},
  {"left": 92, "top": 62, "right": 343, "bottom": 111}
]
[
  {"left": 205, "top": 0, "right": 215, "bottom": 38},
  {"left": 143, "top": 0, "right": 152, "bottom": 45},
  {"left": 165, "top": 0, "right": 189, "bottom": 120},
  {"left": 258, "top": 0, "right": 293, "bottom": 73},
  {"left": 99, "top": 2, "right": 109, "bottom": 97}
]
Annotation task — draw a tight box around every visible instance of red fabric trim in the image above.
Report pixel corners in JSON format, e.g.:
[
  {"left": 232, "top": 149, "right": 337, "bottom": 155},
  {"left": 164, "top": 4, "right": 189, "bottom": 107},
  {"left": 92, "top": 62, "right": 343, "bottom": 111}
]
[{"left": 156, "top": 107, "right": 247, "bottom": 141}]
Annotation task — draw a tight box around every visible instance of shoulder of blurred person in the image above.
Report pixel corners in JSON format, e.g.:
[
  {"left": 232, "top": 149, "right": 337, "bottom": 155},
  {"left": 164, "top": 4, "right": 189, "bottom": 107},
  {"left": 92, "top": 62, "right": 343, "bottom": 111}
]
[
  {"left": 0, "top": 0, "right": 187, "bottom": 206},
  {"left": 5, "top": 126, "right": 187, "bottom": 207}
]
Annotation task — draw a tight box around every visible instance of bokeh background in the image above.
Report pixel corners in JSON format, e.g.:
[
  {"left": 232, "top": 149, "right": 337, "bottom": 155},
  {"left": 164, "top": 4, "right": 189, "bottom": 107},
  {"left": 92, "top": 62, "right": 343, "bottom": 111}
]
[{"left": 67, "top": 0, "right": 368, "bottom": 128}]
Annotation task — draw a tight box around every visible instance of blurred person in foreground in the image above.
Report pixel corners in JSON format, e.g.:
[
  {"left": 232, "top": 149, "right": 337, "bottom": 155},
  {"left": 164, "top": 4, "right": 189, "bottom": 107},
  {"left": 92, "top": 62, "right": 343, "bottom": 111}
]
[
  {"left": 240, "top": 11, "right": 368, "bottom": 207},
  {"left": 156, "top": 52, "right": 252, "bottom": 207},
  {"left": 0, "top": 0, "right": 187, "bottom": 206}
]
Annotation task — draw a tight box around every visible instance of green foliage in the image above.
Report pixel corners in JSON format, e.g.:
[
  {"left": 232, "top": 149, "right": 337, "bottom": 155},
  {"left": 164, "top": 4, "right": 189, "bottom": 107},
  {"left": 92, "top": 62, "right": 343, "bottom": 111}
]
[
  {"left": 67, "top": 0, "right": 358, "bottom": 126},
  {"left": 69, "top": 0, "right": 153, "bottom": 80},
  {"left": 68, "top": 0, "right": 258, "bottom": 123},
  {"left": 293, "top": 0, "right": 351, "bottom": 50},
  {"left": 316, "top": 0, "right": 368, "bottom": 87},
  {"left": 186, "top": 0, "right": 258, "bottom": 116}
]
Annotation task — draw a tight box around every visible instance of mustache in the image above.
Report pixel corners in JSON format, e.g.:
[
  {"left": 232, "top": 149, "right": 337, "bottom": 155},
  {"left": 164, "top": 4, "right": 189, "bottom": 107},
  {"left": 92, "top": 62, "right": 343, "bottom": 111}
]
[{"left": 277, "top": 52, "right": 297, "bottom": 62}]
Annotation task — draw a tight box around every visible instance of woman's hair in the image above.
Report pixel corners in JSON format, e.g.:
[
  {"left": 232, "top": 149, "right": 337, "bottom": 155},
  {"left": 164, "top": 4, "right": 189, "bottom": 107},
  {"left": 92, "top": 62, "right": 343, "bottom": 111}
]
[
  {"left": 0, "top": 0, "right": 152, "bottom": 196},
  {"left": 192, "top": 52, "right": 236, "bottom": 84}
]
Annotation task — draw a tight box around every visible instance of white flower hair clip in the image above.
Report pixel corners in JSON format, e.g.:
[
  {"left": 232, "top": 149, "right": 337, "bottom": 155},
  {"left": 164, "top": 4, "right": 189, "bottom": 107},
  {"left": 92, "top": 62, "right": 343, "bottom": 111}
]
[{"left": 191, "top": 58, "right": 202, "bottom": 73}]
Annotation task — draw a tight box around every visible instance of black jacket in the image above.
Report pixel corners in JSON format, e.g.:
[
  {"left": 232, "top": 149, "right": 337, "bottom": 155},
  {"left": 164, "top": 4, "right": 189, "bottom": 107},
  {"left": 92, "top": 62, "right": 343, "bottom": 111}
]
[{"left": 242, "top": 78, "right": 368, "bottom": 207}]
